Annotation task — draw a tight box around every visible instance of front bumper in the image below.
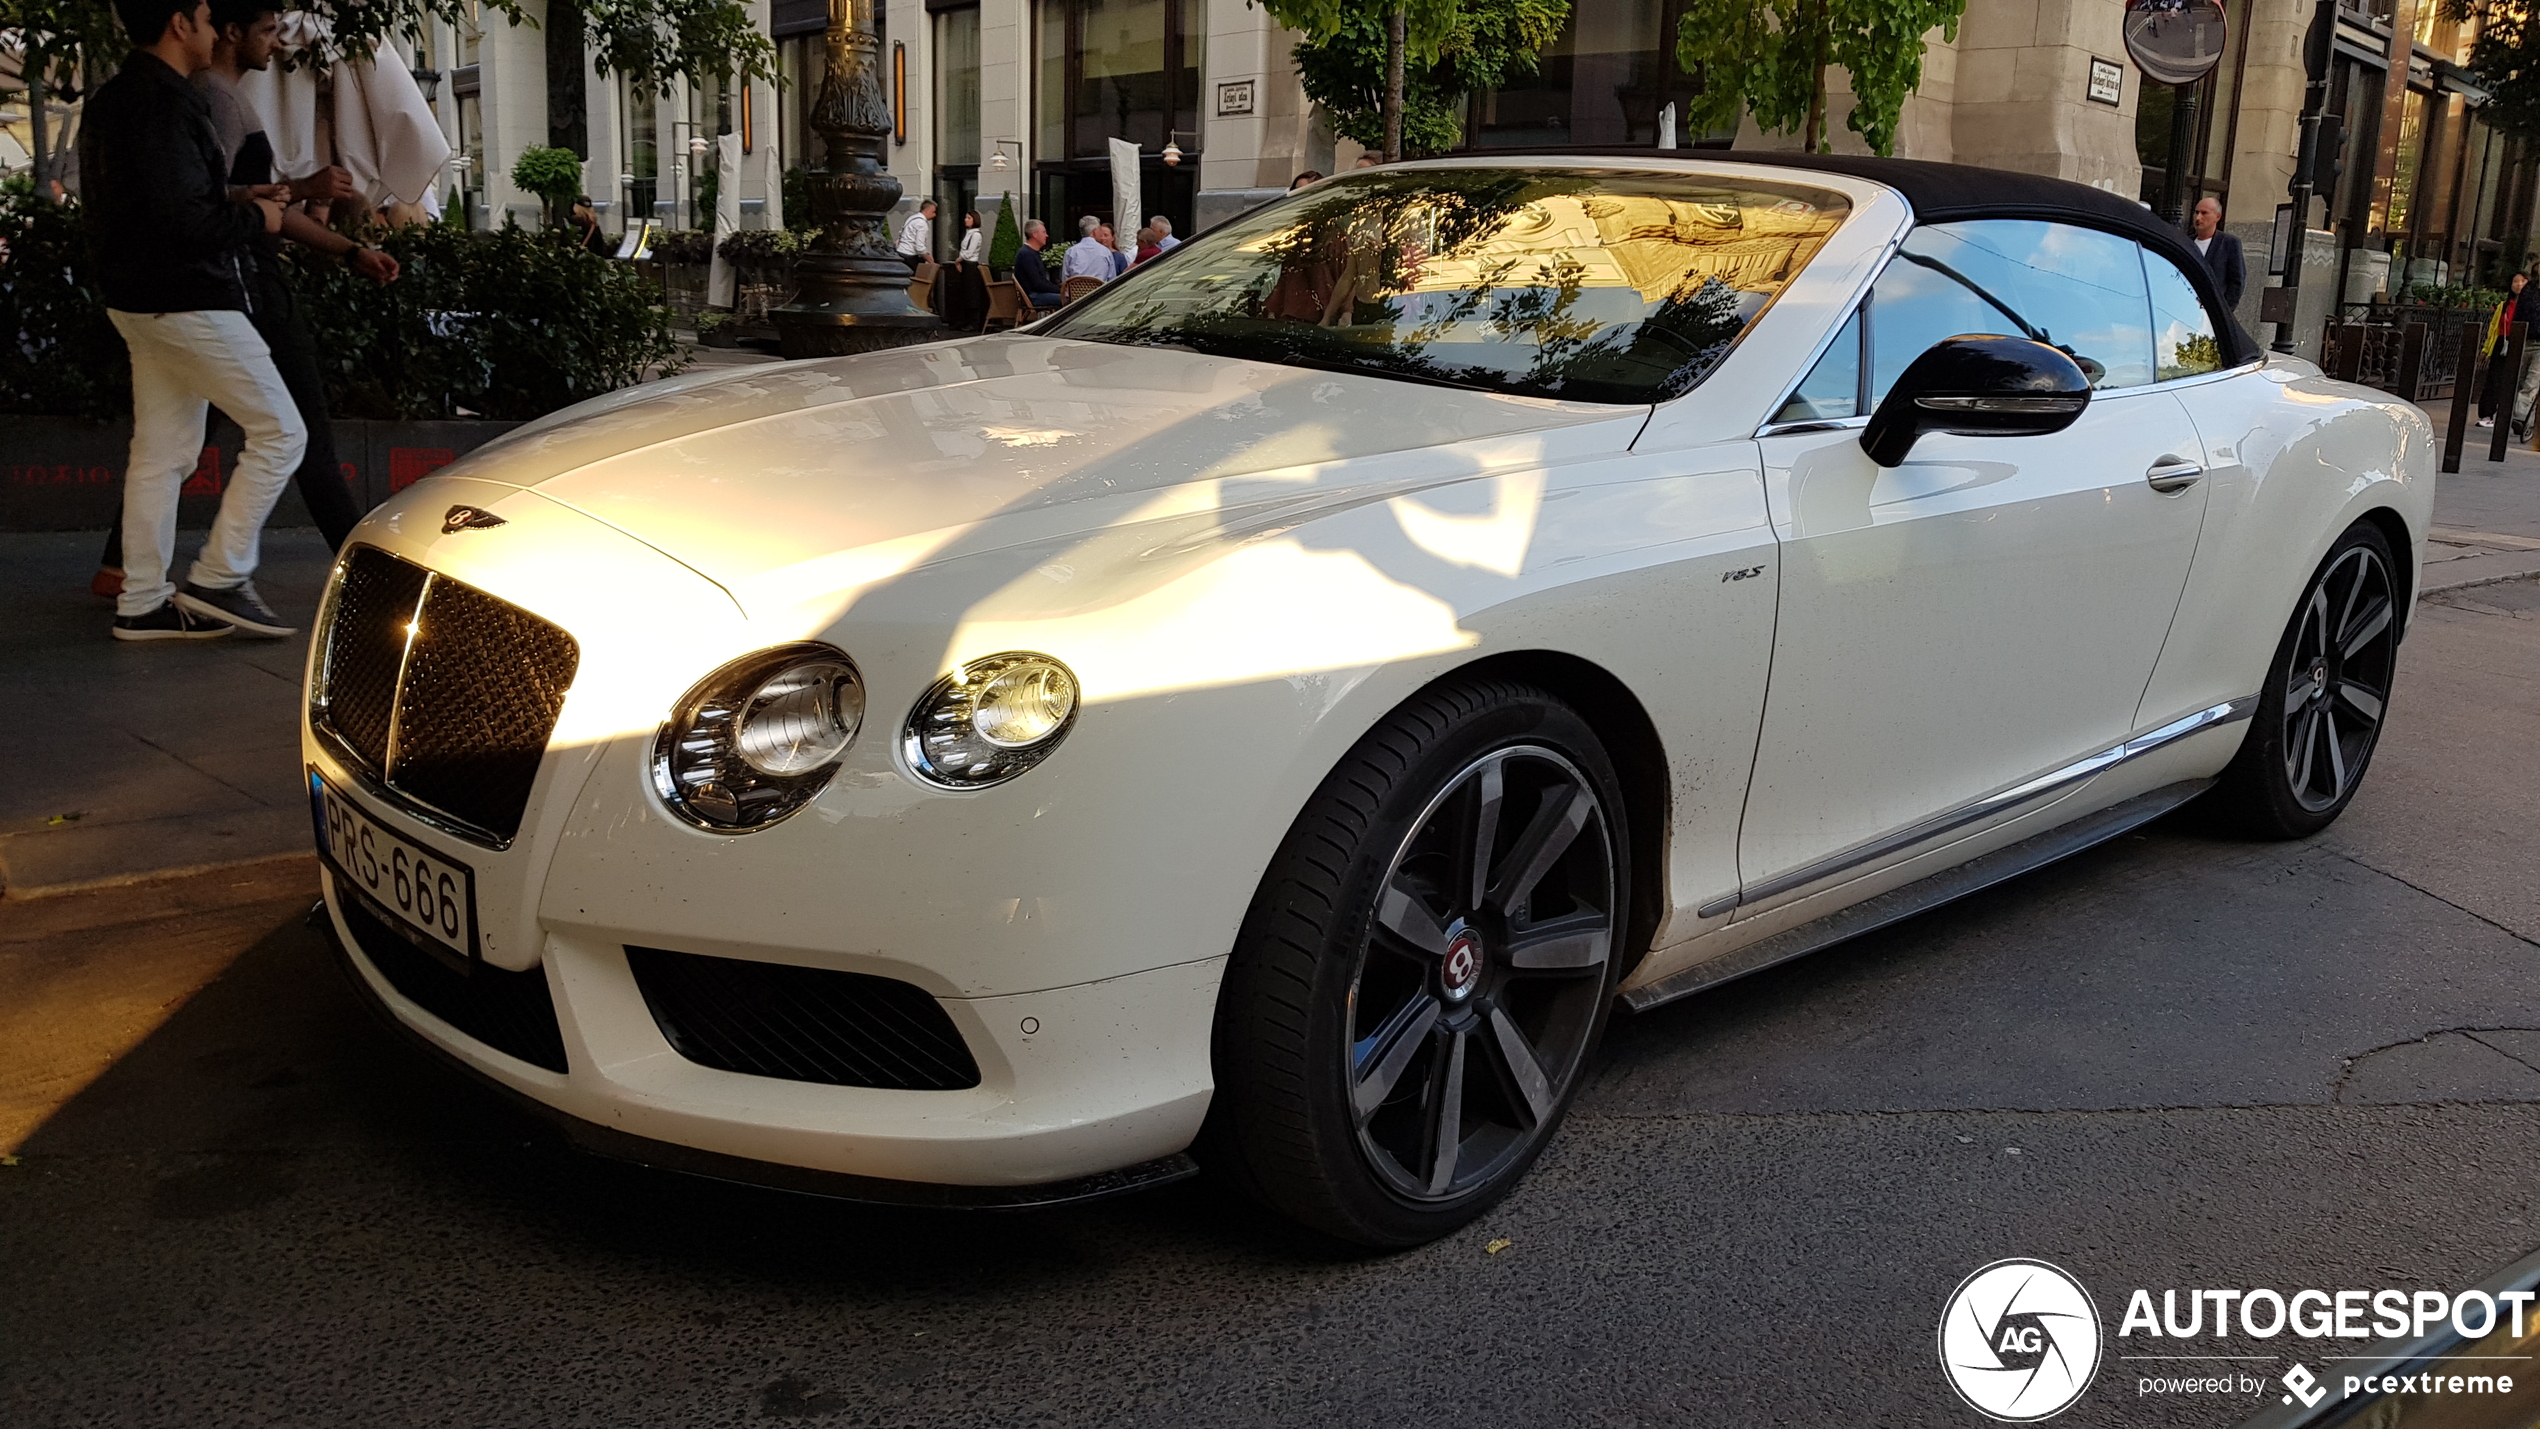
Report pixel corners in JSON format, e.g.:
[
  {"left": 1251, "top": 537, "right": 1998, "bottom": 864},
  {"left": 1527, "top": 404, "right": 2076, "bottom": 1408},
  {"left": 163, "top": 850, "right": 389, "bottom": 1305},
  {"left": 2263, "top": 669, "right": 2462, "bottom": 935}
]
[{"left": 320, "top": 866, "right": 1223, "bottom": 1193}]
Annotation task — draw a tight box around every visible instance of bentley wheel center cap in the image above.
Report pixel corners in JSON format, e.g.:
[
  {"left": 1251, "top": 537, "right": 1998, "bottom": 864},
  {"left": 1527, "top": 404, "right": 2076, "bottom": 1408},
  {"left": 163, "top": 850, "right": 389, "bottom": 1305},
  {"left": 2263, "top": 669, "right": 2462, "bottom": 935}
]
[{"left": 1441, "top": 930, "right": 1484, "bottom": 1003}]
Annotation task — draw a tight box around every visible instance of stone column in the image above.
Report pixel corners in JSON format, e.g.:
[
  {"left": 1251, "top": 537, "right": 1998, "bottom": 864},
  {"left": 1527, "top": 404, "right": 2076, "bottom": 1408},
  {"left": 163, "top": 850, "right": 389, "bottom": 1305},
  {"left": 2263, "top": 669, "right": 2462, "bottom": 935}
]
[{"left": 775, "top": 0, "right": 944, "bottom": 357}]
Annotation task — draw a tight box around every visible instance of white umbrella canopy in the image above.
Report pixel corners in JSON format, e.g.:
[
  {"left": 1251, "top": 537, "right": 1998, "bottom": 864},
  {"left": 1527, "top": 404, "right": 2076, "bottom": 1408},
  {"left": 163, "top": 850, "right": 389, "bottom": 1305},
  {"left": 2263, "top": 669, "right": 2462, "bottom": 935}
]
[
  {"left": 237, "top": 12, "right": 453, "bottom": 207},
  {"left": 1108, "top": 137, "right": 1139, "bottom": 264}
]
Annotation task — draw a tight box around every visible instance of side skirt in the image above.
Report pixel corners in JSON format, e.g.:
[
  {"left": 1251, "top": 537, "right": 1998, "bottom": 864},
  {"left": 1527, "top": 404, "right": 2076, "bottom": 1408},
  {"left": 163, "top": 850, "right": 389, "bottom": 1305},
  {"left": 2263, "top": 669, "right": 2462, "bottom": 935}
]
[{"left": 1620, "top": 779, "right": 2215, "bottom": 1013}]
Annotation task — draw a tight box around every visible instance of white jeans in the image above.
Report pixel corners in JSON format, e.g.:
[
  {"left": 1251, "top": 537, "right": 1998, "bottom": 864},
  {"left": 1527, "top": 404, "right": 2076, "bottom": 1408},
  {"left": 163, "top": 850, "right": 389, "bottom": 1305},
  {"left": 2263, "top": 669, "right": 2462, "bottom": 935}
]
[{"left": 108, "top": 309, "right": 306, "bottom": 617}]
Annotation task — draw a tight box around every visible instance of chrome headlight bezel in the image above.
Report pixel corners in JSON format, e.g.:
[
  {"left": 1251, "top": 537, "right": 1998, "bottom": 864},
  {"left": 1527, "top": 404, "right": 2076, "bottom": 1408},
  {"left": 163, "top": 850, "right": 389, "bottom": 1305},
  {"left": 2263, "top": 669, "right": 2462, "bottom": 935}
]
[
  {"left": 901, "top": 652, "right": 1081, "bottom": 789},
  {"left": 652, "top": 643, "right": 866, "bottom": 832}
]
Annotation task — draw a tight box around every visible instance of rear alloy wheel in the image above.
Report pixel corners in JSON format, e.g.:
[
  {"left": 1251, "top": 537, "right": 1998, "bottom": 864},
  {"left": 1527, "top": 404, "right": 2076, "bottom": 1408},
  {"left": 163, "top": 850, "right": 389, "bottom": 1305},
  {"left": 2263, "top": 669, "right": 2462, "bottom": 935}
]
[
  {"left": 1206, "top": 680, "right": 1626, "bottom": 1247},
  {"left": 2211, "top": 521, "right": 2401, "bottom": 838}
]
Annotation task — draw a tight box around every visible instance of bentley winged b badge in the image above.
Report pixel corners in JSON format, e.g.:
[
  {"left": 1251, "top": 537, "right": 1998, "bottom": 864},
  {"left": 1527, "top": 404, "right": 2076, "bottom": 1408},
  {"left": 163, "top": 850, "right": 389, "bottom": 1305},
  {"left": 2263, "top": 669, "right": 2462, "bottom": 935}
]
[{"left": 441, "top": 505, "right": 508, "bottom": 534}]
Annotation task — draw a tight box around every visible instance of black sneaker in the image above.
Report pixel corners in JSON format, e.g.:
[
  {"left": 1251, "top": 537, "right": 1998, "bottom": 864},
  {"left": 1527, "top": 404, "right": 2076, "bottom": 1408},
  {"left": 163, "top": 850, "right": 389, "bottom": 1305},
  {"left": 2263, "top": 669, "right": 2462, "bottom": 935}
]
[
  {"left": 113, "top": 601, "right": 234, "bottom": 642},
  {"left": 174, "top": 580, "right": 296, "bottom": 637}
]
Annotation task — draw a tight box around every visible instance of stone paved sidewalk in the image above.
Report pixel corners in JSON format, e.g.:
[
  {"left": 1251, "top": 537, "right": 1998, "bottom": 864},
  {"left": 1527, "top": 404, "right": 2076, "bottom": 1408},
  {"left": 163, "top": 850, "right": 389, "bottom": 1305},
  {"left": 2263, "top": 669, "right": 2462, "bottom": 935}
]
[
  {"left": 0, "top": 529, "right": 333, "bottom": 897},
  {"left": 5, "top": 439, "right": 2538, "bottom": 899}
]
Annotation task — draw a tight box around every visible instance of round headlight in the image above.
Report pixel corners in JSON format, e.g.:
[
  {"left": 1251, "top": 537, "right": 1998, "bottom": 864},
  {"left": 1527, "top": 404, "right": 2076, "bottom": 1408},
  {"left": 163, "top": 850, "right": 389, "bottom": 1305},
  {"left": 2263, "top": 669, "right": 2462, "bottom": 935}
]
[
  {"left": 734, "top": 659, "right": 864, "bottom": 775},
  {"left": 903, "top": 652, "right": 1080, "bottom": 788},
  {"left": 654, "top": 645, "right": 865, "bottom": 831}
]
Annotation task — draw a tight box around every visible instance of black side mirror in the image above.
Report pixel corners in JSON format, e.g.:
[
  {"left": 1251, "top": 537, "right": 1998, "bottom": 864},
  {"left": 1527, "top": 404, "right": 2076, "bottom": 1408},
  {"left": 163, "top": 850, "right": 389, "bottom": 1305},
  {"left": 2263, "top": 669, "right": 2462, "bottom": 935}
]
[{"left": 1860, "top": 335, "right": 2092, "bottom": 468}]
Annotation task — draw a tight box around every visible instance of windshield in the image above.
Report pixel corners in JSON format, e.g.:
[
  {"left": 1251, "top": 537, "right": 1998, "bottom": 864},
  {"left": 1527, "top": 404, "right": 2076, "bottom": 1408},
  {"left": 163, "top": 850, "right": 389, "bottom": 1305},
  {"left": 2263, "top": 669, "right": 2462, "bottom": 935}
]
[{"left": 1039, "top": 167, "right": 1851, "bottom": 404}]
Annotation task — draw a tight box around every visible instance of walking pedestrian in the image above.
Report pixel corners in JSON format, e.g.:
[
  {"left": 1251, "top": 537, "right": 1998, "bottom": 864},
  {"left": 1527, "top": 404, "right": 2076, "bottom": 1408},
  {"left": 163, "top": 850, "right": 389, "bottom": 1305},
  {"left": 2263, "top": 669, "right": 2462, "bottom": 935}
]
[
  {"left": 896, "top": 197, "right": 936, "bottom": 272},
  {"left": 2480, "top": 271, "right": 2527, "bottom": 429},
  {"left": 82, "top": 0, "right": 306, "bottom": 641},
  {"left": 2186, "top": 197, "right": 2243, "bottom": 309},
  {"left": 92, "top": 0, "right": 400, "bottom": 598},
  {"left": 1289, "top": 170, "right": 1323, "bottom": 191}
]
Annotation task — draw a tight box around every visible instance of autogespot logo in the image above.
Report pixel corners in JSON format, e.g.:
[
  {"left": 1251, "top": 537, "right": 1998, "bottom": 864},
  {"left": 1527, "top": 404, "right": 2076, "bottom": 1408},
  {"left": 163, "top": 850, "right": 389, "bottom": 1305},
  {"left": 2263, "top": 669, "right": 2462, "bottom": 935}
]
[{"left": 1939, "top": 1259, "right": 2105, "bottom": 1421}]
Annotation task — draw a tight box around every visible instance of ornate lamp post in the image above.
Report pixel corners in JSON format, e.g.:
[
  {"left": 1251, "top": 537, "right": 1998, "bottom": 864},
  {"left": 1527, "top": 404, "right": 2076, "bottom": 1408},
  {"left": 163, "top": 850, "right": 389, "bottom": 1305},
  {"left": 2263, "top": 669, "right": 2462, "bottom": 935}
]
[{"left": 774, "top": 0, "right": 942, "bottom": 357}]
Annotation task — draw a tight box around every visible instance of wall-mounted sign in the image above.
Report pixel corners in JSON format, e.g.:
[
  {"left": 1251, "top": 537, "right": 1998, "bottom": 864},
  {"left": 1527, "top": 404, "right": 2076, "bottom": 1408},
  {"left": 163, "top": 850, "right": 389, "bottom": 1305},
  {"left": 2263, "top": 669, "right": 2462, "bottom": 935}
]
[
  {"left": 2088, "top": 56, "right": 2124, "bottom": 106},
  {"left": 1216, "top": 80, "right": 1256, "bottom": 117},
  {"left": 2124, "top": 0, "right": 2228, "bottom": 87}
]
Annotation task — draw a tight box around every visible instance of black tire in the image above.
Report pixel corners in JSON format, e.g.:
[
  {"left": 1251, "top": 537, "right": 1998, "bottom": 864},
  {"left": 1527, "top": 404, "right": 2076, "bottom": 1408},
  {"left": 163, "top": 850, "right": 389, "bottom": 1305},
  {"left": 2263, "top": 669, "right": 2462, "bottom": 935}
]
[
  {"left": 2208, "top": 520, "right": 2401, "bottom": 839},
  {"left": 1203, "top": 678, "right": 1628, "bottom": 1248}
]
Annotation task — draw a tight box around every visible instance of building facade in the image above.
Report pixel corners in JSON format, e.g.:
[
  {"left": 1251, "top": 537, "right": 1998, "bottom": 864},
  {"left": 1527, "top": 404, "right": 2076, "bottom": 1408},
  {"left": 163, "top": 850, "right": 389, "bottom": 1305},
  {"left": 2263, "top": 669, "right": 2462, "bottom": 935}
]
[{"left": 396, "top": 0, "right": 2540, "bottom": 344}]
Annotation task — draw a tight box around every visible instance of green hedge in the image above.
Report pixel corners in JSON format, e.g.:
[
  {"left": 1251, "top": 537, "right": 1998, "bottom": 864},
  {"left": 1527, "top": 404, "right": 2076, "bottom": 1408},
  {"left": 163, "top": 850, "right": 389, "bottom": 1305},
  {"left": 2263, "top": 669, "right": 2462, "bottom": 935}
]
[{"left": 1, "top": 184, "right": 684, "bottom": 423}]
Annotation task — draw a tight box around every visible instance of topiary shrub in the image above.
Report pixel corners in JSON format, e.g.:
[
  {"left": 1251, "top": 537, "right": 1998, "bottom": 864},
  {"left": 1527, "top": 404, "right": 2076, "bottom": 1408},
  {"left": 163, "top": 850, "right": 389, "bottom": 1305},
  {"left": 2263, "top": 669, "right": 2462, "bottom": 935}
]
[
  {"left": 510, "top": 145, "right": 585, "bottom": 228},
  {"left": 988, "top": 192, "right": 1021, "bottom": 277}
]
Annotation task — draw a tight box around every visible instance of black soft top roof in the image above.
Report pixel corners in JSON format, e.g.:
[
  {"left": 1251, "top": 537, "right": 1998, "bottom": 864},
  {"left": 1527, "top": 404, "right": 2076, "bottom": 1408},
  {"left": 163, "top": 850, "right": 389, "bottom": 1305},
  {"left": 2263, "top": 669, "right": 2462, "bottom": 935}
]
[{"left": 1718, "top": 152, "right": 2262, "bottom": 366}]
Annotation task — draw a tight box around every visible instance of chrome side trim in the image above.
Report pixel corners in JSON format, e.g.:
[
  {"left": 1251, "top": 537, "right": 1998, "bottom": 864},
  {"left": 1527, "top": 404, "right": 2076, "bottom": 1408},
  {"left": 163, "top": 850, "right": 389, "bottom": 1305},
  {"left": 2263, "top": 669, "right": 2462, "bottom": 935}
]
[
  {"left": 1716, "top": 696, "right": 2256, "bottom": 916},
  {"left": 1758, "top": 415, "right": 1870, "bottom": 438},
  {"left": 1624, "top": 779, "right": 2216, "bottom": 1012}
]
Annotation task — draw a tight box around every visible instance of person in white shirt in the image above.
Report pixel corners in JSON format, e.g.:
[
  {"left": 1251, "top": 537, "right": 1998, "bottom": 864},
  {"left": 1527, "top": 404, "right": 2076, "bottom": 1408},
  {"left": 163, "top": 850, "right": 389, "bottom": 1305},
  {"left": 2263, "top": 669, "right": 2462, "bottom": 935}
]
[
  {"left": 1150, "top": 215, "right": 1179, "bottom": 252},
  {"left": 1062, "top": 216, "right": 1116, "bottom": 284},
  {"left": 895, "top": 198, "right": 936, "bottom": 271},
  {"left": 939, "top": 207, "right": 991, "bottom": 332}
]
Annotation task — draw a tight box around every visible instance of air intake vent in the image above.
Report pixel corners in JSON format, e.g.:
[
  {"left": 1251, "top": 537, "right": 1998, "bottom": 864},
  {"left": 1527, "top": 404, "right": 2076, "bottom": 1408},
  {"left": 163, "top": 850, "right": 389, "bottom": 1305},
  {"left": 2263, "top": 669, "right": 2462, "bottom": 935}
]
[
  {"left": 338, "top": 891, "right": 569, "bottom": 1073},
  {"left": 314, "top": 545, "right": 579, "bottom": 845},
  {"left": 625, "top": 946, "right": 982, "bottom": 1091}
]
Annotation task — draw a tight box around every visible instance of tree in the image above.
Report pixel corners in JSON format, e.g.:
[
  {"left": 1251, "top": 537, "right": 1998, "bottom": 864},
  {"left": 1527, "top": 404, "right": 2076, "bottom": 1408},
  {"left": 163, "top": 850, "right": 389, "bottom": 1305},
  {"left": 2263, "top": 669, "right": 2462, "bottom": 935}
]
[
  {"left": 1290, "top": 0, "right": 1568, "bottom": 159},
  {"left": 1675, "top": 0, "right": 1964, "bottom": 157},
  {"left": 2446, "top": 3, "right": 2540, "bottom": 141},
  {"left": 512, "top": 144, "right": 584, "bottom": 226},
  {"left": 1258, "top": 0, "right": 1467, "bottom": 161}
]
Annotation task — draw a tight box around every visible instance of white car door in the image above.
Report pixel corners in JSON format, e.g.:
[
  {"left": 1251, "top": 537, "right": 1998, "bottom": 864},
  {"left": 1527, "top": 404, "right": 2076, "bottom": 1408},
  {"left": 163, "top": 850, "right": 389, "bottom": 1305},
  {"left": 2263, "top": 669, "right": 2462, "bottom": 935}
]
[{"left": 1734, "top": 219, "right": 2215, "bottom": 911}]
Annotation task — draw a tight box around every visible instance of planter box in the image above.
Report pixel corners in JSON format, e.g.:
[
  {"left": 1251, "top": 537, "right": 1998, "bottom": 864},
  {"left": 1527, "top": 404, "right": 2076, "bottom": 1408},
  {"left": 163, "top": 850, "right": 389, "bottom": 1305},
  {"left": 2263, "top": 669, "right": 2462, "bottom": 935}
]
[{"left": 0, "top": 415, "right": 525, "bottom": 532}]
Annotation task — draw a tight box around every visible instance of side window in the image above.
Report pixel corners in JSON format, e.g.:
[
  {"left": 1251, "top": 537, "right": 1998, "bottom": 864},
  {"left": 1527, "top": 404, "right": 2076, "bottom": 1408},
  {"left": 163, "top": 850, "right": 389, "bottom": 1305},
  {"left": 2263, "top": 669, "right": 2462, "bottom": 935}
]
[
  {"left": 1774, "top": 309, "right": 1863, "bottom": 422},
  {"left": 1869, "top": 219, "right": 2157, "bottom": 403},
  {"left": 2146, "top": 249, "right": 2224, "bottom": 381}
]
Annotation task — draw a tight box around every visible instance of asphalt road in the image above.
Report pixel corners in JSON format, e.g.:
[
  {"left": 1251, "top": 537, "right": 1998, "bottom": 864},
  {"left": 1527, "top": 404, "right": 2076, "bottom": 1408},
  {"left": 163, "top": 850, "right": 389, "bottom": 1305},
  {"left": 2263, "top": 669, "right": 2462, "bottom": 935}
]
[{"left": 5, "top": 577, "right": 2538, "bottom": 1429}]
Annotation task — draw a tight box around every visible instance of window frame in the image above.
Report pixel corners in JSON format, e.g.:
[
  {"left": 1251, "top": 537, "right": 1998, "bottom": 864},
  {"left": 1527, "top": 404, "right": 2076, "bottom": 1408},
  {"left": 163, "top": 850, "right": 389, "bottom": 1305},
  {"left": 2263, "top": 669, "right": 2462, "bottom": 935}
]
[{"left": 1758, "top": 214, "right": 2258, "bottom": 438}]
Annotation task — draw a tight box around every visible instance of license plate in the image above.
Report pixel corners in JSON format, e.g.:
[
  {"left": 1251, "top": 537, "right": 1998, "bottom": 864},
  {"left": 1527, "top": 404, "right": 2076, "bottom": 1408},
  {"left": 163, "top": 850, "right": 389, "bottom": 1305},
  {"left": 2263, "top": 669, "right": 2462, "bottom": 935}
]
[{"left": 309, "top": 769, "right": 479, "bottom": 962}]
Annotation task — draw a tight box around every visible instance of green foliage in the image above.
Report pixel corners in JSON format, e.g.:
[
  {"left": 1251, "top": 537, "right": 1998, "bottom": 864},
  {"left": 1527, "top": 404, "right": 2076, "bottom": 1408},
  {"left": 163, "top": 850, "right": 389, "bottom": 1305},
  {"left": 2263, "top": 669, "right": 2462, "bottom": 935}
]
[
  {"left": 695, "top": 163, "right": 720, "bottom": 226},
  {"left": 647, "top": 228, "right": 715, "bottom": 263},
  {"left": 2445, "top": 2, "right": 2540, "bottom": 139},
  {"left": 0, "top": 187, "right": 680, "bottom": 422},
  {"left": 585, "top": 0, "right": 776, "bottom": 97},
  {"left": 512, "top": 146, "right": 586, "bottom": 205},
  {"left": 1291, "top": 0, "right": 1567, "bottom": 157},
  {"left": 1255, "top": 0, "right": 1469, "bottom": 67},
  {"left": 2398, "top": 281, "right": 2510, "bottom": 312},
  {"left": 714, "top": 227, "right": 810, "bottom": 261},
  {"left": 0, "top": 174, "right": 130, "bottom": 419},
  {"left": 989, "top": 193, "right": 1023, "bottom": 275},
  {"left": 289, "top": 223, "right": 683, "bottom": 420},
  {"left": 1676, "top": 0, "right": 1964, "bottom": 157}
]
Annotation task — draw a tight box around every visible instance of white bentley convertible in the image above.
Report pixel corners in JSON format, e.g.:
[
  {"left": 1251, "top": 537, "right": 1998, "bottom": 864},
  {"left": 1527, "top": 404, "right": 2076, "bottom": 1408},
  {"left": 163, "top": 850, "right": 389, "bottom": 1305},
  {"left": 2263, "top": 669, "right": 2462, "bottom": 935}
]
[{"left": 306, "top": 155, "right": 2431, "bottom": 1246}]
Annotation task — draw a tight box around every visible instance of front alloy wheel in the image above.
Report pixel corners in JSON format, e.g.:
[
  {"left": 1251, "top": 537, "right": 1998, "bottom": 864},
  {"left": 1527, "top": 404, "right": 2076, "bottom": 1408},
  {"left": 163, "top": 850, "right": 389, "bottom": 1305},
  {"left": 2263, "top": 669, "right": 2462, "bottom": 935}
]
[
  {"left": 2212, "top": 520, "right": 2401, "bottom": 837},
  {"left": 1207, "top": 679, "right": 1627, "bottom": 1246}
]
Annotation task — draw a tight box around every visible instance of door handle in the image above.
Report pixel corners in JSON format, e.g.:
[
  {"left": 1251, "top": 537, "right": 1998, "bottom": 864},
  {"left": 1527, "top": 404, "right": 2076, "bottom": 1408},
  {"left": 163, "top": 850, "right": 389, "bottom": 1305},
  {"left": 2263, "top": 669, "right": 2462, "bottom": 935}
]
[{"left": 2145, "top": 456, "right": 2204, "bottom": 493}]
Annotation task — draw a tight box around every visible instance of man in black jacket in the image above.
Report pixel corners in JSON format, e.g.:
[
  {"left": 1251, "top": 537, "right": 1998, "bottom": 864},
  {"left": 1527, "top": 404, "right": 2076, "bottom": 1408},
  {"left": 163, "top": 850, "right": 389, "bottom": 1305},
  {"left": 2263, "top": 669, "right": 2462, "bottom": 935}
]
[
  {"left": 81, "top": 0, "right": 304, "bottom": 641},
  {"left": 2188, "top": 197, "right": 2246, "bottom": 309}
]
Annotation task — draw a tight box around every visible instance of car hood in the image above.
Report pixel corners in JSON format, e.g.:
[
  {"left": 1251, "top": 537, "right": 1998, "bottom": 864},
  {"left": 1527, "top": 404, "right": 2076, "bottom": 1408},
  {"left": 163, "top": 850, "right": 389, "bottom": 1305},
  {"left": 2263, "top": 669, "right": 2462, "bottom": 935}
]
[{"left": 442, "top": 333, "right": 1641, "bottom": 611}]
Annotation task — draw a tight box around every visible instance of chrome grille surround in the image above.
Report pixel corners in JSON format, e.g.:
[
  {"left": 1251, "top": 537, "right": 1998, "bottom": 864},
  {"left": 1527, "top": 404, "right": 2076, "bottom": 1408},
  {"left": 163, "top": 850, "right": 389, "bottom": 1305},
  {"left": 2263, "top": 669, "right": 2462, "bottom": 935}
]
[{"left": 311, "top": 545, "right": 581, "bottom": 848}]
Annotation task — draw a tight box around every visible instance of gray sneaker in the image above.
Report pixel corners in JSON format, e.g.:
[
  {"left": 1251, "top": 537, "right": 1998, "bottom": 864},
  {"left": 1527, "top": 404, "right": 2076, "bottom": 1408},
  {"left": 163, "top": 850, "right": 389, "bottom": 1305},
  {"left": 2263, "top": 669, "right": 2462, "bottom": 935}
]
[
  {"left": 112, "top": 601, "right": 234, "bottom": 642},
  {"left": 174, "top": 580, "right": 296, "bottom": 637}
]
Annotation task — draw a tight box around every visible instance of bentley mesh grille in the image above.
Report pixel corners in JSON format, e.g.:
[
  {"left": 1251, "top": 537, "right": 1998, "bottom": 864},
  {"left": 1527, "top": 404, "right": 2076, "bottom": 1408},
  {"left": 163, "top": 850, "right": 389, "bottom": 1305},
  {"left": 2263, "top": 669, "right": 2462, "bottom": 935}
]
[
  {"left": 624, "top": 946, "right": 983, "bottom": 1091},
  {"left": 316, "top": 546, "right": 579, "bottom": 844},
  {"left": 338, "top": 890, "right": 569, "bottom": 1073}
]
